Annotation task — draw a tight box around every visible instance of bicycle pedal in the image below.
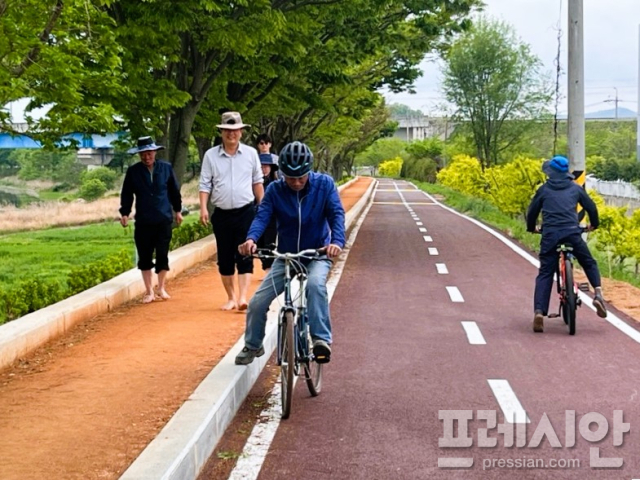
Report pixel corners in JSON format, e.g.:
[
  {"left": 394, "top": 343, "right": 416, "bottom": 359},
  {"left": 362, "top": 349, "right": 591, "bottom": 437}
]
[
  {"left": 576, "top": 298, "right": 582, "bottom": 306},
  {"left": 578, "top": 282, "right": 590, "bottom": 292},
  {"left": 548, "top": 313, "right": 560, "bottom": 318}
]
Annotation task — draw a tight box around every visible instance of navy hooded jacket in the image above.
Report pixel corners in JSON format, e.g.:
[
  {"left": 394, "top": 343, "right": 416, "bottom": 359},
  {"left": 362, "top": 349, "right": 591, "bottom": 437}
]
[
  {"left": 246, "top": 172, "right": 345, "bottom": 253},
  {"left": 526, "top": 169, "right": 599, "bottom": 233},
  {"left": 119, "top": 160, "right": 182, "bottom": 225}
]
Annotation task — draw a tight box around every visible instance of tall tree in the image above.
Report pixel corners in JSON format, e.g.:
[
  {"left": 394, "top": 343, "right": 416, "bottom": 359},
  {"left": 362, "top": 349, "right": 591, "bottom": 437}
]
[
  {"left": 0, "top": 0, "right": 122, "bottom": 144},
  {"left": 108, "top": 0, "right": 480, "bottom": 183},
  {"left": 442, "top": 18, "right": 552, "bottom": 167}
]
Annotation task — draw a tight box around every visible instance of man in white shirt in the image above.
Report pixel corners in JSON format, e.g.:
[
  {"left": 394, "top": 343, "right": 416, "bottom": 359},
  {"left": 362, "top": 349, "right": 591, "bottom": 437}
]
[{"left": 199, "top": 112, "right": 264, "bottom": 310}]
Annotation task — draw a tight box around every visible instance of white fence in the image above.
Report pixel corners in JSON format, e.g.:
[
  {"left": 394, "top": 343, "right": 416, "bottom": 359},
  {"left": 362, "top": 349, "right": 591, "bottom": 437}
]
[{"left": 585, "top": 176, "right": 640, "bottom": 200}]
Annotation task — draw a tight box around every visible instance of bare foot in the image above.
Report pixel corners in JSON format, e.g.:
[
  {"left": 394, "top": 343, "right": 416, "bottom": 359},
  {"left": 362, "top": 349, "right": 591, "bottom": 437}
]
[
  {"left": 221, "top": 300, "right": 237, "bottom": 311},
  {"left": 237, "top": 301, "right": 248, "bottom": 311},
  {"left": 157, "top": 289, "right": 171, "bottom": 300},
  {"left": 142, "top": 293, "right": 155, "bottom": 304}
]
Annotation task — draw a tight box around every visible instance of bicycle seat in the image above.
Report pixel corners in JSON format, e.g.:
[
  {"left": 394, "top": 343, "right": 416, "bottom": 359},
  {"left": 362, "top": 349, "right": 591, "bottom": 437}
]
[{"left": 556, "top": 243, "right": 574, "bottom": 252}]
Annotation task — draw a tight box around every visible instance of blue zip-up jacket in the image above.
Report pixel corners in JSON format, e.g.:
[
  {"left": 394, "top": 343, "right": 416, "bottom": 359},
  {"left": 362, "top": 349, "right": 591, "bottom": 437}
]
[
  {"left": 119, "top": 160, "right": 182, "bottom": 225},
  {"left": 246, "top": 172, "right": 346, "bottom": 253},
  {"left": 526, "top": 169, "right": 599, "bottom": 233}
]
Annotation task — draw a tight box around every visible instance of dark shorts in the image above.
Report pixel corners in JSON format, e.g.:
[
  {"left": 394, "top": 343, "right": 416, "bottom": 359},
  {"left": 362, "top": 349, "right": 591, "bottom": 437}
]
[
  {"left": 211, "top": 203, "right": 255, "bottom": 276},
  {"left": 134, "top": 222, "right": 173, "bottom": 273}
]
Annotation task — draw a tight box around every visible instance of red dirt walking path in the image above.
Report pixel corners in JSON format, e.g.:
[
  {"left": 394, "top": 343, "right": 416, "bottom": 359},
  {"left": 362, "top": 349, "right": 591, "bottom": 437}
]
[{"left": 0, "top": 177, "right": 372, "bottom": 480}]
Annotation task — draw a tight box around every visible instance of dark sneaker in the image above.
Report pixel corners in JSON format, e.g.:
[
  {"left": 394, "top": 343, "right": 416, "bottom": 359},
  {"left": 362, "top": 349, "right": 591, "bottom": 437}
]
[
  {"left": 533, "top": 311, "right": 544, "bottom": 333},
  {"left": 593, "top": 294, "right": 607, "bottom": 318},
  {"left": 235, "top": 345, "right": 265, "bottom": 365},
  {"left": 312, "top": 339, "right": 331, "bottom": 364}
]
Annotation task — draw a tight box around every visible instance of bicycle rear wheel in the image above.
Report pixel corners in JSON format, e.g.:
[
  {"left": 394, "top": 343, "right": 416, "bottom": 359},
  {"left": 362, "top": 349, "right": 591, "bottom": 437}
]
[
  {"left": 304, "top": 329, "right": 323, "bottom": 396},
  {"left": 562, "top": 259, "right": 577, "bottom": 335},
  {"left": 280, "top": 311, "right": 296, "bottom": 419}
]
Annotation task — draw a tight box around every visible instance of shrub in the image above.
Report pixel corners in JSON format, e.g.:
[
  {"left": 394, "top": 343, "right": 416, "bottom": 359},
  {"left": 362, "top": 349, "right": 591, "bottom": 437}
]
[
  {"left": 169, "top": 221, "right": 212, "bottom": 250},
  {"left": 78, "top": 178, "right": 107, "bottom": 201},
  {"left": 378, "top": 157, "right": 403, "bottom": 177},
  {"left": 81, "top": 167, "right": 118, "bottom": 189}
]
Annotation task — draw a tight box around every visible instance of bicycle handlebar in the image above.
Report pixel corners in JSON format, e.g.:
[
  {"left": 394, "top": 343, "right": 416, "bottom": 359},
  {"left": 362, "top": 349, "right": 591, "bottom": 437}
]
[
  {"left": 251, "top": 247, "right": 327, "bottom": 260},
  {"left": 532, "top": 226, "right": 590, "bottom": 234}
]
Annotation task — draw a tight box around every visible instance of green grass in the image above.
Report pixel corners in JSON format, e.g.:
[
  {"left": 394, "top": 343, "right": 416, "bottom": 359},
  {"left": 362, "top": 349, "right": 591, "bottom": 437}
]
[
  {"left": 0, "top": 212, "right": 203, "bottom": 291},
  {"left": 0, "top": 221, "right": 135, "bottom": 290},
  {"left": 37, "top": 189, "right": 73, "bottom": 201},
  {"left": 413, "top": 181, "right": 640, "bottom": 290}
]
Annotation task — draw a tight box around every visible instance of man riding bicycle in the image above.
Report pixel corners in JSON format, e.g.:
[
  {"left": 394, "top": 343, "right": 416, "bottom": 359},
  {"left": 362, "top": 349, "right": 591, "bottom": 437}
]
[
  {"left": 236, "top": 141, "right": 346, "bottom": 365},
  {"left": 526, "top": 155, "right": 607, "bottom": 333}
]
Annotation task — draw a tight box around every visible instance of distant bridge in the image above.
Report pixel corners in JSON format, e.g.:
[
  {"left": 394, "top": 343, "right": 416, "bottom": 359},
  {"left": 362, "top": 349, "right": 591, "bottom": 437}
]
[{"left": 392, "top": 116, "right": 454, "bottom": 142}]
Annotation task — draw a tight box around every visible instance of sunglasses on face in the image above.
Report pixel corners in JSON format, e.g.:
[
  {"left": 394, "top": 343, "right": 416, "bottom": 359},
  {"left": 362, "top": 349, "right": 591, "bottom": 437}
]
[{"left": 258, "top": 141, "right": 270, "bottom": 145}]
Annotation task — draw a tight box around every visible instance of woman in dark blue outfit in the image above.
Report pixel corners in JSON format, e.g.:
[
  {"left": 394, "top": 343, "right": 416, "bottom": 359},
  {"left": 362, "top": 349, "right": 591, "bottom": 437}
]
[{"left": 256, "top": 153, "right": 279, "bottom": 273}]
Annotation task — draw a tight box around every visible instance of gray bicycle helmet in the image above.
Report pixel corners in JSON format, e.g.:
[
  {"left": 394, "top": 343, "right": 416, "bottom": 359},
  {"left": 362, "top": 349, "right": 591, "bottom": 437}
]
[{"left": 278, "top": 141, "right": 313, "bottom": 177}]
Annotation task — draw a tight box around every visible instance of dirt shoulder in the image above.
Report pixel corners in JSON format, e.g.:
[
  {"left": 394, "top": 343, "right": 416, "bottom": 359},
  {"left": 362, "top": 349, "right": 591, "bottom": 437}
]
[{"left": 0, "top": 177, "right": 373, "bottom": 480}]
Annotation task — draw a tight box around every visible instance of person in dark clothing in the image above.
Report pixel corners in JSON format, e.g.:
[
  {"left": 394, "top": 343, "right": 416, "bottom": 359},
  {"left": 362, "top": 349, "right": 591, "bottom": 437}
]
[
  {"left": 120, "top": 136, "right": 183, "bottom": 304},
  {"left": 256, "top": 153, "right": 279, "bottom": 272},
  {"left": 526, "top": 155, "right": 607, "bottom": 332}
]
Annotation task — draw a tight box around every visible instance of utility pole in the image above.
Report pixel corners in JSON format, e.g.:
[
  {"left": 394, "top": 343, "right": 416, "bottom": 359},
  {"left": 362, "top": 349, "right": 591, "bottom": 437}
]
[
  {"left": 604, "top": 86, "right": 620, "bottom": 119},
  {"left": 568, "top": 0, "right": 585, "bottom": 177},
  {"left": 637, "top": 24, "right": 640, "bottom": 161}
]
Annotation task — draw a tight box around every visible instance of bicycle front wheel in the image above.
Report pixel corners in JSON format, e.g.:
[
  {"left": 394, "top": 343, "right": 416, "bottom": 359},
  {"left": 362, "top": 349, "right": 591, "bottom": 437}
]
[
  {"left": 281, "top": 311, "right": 296, "bottom": 419},
  {"left": 304, "top": 330, "right": 323, "bottom": 396},
  {"left": 562, "top": 259, "right": 577, "bottom": 335}
]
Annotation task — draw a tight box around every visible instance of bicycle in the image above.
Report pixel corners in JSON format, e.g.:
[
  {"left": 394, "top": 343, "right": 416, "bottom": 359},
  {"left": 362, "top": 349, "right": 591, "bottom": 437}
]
[
  {"left": 253, "top": 248, "right": 326, "bottom": 419},
  {"left": 535, "top": 228, "right": 589, "bottom": 335}
]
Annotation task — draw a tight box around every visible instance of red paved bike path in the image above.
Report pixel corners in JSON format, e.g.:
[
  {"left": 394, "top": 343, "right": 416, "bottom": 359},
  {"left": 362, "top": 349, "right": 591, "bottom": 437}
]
[{"left": 252, "top": 180, "right": 640, "bottom": 479}]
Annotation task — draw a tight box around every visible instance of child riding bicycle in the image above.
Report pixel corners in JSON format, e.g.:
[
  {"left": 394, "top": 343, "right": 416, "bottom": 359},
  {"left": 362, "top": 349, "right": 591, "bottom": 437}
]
[
  {"left": 526, "top": 155, "right": 607, "bottom": 333},
  {"left": 236, "top": 141, "right": 346, "bottom": 365}
]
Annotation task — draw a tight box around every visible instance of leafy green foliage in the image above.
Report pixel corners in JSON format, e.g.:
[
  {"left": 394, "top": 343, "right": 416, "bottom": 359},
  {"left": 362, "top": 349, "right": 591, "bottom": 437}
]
[
  {"left": 11, "top": 149, "right": 81, "bottom": 182},
  {"left": 0, "top": 250, "right": 130, "bottom": 324},
  {"left": 78, "top": 178, "right": 107, "bottom": 201},
  {"left": 437, "top": 154, "right": 545, "bottom": 217},
  {"left": 378, "top": 158, "right": 403, "bottom": 177},
  {"left": 169, "top": 221, "right": 211, "bottom": 250},
  {"left": 587, "top": 155, "right": 640, "bottom": 183},
  {"left": 442, "top": 18, "right": 552, "bottom": 167},
  {"left": 400, "top": 138, "right": 444, "bottom": 182},
  {"left": 81, "top": 167, "right": 118, "bottom": 190},
  {"left": 67, "top": 249, "right": 131, "bottom": 295},
  {"left": 0, "top": 215, "right": 211, "bottom": 324},
  {"left": 436, "top": 155, "right": 488, "bottom": 199},
  {"left": 1, "top": 0, "right": 123, "bottom": 142},
  {"left": 108, "top": 0, "right": 479, "bottom": 182}
]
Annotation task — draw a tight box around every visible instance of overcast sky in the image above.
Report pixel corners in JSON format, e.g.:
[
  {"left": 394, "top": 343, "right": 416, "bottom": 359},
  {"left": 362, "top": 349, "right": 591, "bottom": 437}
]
[{"left": 384, "top": 0, "right": 640, "bottom": 116}]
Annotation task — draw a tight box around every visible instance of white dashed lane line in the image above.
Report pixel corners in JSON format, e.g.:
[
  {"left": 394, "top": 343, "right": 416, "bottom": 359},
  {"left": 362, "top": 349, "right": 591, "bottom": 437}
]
[
  {"left": 416, "top": 222, "right": 423, "bottom": 226},
  {"left": 436, "top": 263, "right": 448, "bottom": 274},
  {"left": 419, "top": 227, "right": 427, "bottom": 233},
  {"left": 487, "top": 379, "right": 530, "bottom": 424},
  {"left": 461, "top": 321, "right": 486, "bottom": 345},
  {"left": 423, "top": 236, "right": 433, "bottom": 242},
  {"left": 428, "top": 247, "right": 439, "bottom": 256},
  {"left": 446, "top": 286, "right": 464, "bottom": 303}
]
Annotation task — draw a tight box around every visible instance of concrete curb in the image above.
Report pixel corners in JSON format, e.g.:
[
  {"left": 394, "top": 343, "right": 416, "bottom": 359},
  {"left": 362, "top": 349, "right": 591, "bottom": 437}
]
[
  {"left": 0, "top": 235, "right": 217, "bottom": 371},
  {"left": 120, "top": 178, "right": 377, "bottom": 480},
  {"left": 0, "top": 178, "right": 364, "bottom": 372}
]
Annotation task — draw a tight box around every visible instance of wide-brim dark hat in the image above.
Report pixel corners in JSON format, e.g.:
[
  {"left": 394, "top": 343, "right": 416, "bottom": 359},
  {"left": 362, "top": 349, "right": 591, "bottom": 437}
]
[
  {"left": 259, "top": 153, "right": 279, "bottom": 171},
  {"left": 127, "top": 136, "right": 164, "bottom": 154}
]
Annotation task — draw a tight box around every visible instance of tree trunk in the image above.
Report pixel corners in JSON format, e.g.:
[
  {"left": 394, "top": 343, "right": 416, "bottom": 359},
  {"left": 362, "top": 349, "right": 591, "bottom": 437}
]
[
  {"left": 167, "top": 103, "right": 198, "bottom": 185},
  {"left": 194, "top": 135, "right": 213, "bottom": 162}
]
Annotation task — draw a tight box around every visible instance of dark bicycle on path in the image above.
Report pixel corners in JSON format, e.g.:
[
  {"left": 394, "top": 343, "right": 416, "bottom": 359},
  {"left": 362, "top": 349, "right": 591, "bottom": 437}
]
[
  {"left": 253, "top": 248, "right": 326, "bottom": 419},
  {"left": 536, "top": 228, "right": 590, "bottom": 335}
]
